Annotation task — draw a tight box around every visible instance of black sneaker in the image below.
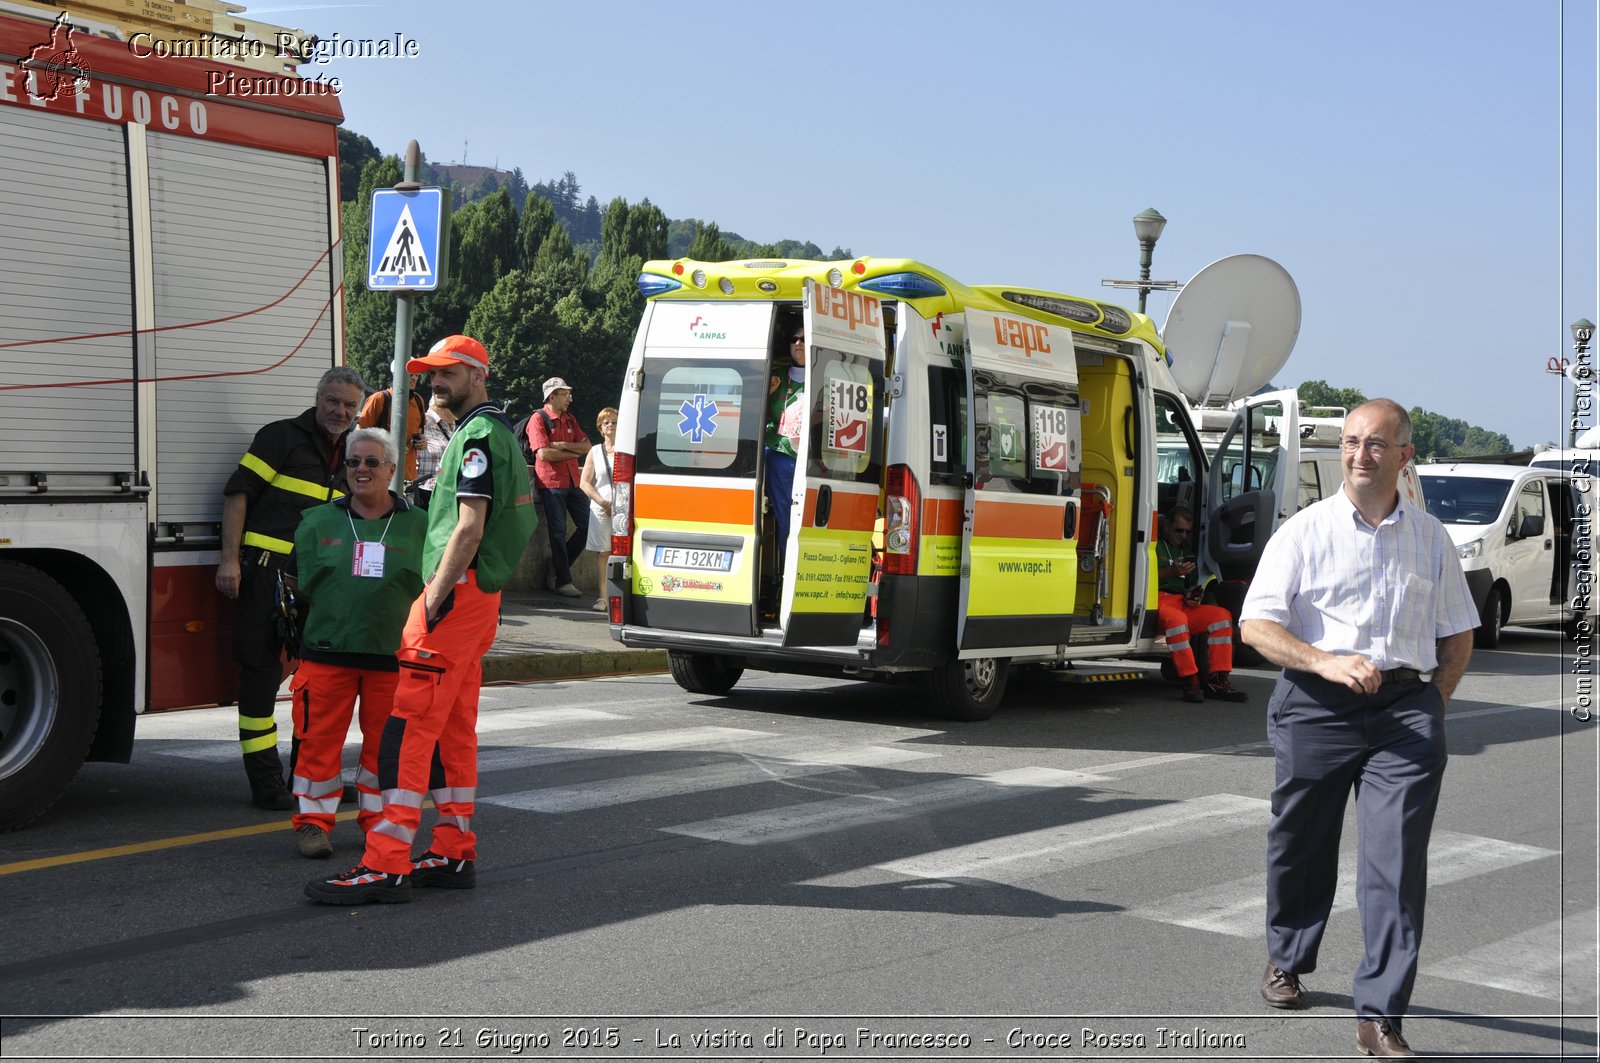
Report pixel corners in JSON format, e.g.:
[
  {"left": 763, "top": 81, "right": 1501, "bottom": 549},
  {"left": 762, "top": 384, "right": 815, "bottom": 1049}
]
[
  {"left": 1180, "top": 674, "right": 1205, "bottom": 704},
  {"left": 410, "top": 850, "right": 477, "bottom": 890},
  {"left": 1205, "top": 672, "right": 1249, "bottom": 702},
  {"left": 305, "top": 864, "right": 412, "bottom": 905},
  {"left": 250, "top": 774, "right": 294, "bottom": 811}
]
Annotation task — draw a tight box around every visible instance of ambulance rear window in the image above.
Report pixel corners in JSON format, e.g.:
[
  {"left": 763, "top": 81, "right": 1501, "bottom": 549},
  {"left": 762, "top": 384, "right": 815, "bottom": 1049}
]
[{"left": 636, "top": 362, "right": 763, "bottom": 476}]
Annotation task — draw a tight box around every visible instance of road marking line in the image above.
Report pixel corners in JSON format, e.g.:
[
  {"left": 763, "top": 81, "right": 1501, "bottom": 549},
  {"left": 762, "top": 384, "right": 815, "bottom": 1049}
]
[
  {"left": 825, "top": 793, "right": 1270, "bottom": 884},
  {"left": 474, "top": 707, "right": 619, "bottom": 733},
  {"left": 484, "top": 745, "right": 928, "bottom": 814},
  {"left": 476, "top": 725, "right": 778, "bottom": 772},
  {"left": 1129, "top": 830, "right": 1559, "bottom": 937},
  {"left": 1423, "top": 909, "right": 1599, "bottom": 1002},
  {"left": 660, "top": 767, "right": 1108, "bottom": 846},
  {"left": 0, "top": 811, "right": 358, "bottom": 877}
]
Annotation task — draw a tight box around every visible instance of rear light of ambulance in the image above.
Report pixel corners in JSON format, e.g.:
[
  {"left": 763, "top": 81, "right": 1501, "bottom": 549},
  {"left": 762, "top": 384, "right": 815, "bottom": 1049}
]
[
  {"left": 611, "top": 451, "right": 635, "bottom": 560},
  {"left": 882, "top": 463, "right": 919, "bottom": 576}
]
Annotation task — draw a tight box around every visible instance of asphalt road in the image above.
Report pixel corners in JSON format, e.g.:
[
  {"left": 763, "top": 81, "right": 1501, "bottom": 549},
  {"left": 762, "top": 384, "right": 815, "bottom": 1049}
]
[{"left": 1, "top": 628, "right": 1594, "bottom": 1062}]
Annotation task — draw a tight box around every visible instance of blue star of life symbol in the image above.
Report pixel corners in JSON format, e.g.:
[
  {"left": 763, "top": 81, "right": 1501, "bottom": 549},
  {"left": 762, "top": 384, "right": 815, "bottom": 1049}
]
[{"left": 677, "top": 394, "right": 719, "bottom": 443}]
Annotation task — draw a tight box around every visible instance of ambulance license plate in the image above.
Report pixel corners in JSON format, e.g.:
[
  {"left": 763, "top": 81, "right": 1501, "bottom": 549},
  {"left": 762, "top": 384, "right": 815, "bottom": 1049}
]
[{"left": 652, "top": 546, "right": 733, "bottom": 572}]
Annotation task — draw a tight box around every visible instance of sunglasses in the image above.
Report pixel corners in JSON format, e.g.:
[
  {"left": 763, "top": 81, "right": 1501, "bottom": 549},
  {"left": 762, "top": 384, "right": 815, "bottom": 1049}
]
[
  {"left": 344, "top": 456, "right": 392, "bottom": 470},
  {"left": 791, "top": 335, "right": 805, "bottom": 343}
]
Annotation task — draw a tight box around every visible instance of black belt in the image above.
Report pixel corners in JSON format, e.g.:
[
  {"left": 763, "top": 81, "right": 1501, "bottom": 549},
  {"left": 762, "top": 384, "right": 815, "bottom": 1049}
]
[{"left": 1381, "top": 667, "right": 1423, "bottom": 685}]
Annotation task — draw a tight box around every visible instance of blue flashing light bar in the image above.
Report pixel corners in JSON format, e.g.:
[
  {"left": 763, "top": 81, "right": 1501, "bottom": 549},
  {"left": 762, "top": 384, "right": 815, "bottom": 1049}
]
[
  {"left": 637, "top": 272, "right": 682, "bottom": 298},
  {"left": 859, "top": 272, "right": 946, "bottom": 299}
]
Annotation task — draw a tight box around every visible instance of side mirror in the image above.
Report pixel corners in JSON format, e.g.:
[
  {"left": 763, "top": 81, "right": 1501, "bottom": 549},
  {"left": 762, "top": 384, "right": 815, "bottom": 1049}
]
[{"left": 1517, "top": 514, "right": 1545, "bottom": 539}]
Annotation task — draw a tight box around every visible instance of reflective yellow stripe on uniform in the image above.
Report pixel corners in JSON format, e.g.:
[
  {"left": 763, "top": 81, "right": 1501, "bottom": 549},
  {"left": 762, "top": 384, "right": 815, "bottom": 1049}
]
[
  {"left": 242, "top": 531, "right": 295, "bottom": 555},
  {"left": 240, "top": 452, "right": 346, "bottom": 502},
  {"left": 239, "top": 732, "right": 279, "bottom": 754}
]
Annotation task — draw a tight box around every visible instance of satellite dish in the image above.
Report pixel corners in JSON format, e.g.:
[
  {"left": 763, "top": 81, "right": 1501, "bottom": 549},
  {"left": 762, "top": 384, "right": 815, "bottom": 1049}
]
[{"left": 1162, "top": 254, "right": 1301, "bottom": 406}]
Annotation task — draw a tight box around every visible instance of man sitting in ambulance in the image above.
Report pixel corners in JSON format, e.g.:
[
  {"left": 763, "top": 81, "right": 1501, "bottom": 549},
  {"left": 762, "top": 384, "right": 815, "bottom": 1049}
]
[{"left": 1156, "top": 506, "right": 1249, "bottom": 704}]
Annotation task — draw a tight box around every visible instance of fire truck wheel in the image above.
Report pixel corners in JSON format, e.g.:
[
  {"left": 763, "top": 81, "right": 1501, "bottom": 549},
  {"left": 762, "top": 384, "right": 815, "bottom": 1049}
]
[
  {"left": 1474, "top": 585, "right": 1503, "bottom": 649},
  {"left": 0, "top": 562, "right": 102, "bottom": 832},
  {"left": 666, "top": 651, "right": 745, "bottom": 696},
  {"left": 928, "top": 657, "right": 1009, "bottom": 721}
]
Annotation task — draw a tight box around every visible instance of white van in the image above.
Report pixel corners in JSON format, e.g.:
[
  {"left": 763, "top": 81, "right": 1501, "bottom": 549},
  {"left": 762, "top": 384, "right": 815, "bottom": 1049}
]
[{"left": 1415, "top": 462, "right": 1584, "bottom": 646}]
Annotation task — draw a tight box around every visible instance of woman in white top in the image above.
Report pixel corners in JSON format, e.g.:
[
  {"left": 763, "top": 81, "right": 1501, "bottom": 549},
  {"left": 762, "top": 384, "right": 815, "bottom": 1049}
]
[{"left": 579, "top": 406, "right": 618, "bottom": 612}]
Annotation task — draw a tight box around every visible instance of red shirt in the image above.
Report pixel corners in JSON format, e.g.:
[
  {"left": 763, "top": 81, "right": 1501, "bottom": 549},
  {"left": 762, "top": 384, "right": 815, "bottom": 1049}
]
[{"left": 526, "top": 407, "right": 588, "bottom": 488}]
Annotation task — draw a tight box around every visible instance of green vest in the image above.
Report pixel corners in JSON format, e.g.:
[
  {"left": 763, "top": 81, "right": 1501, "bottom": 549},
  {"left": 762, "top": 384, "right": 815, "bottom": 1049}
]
[
  {"left": 766, "top": 373, "right": 804, "bottom": 456},
  {"left": 426, "top": 405, "right": 539, "bottom": 592},
  {"left": 1156, "top": 537, "right": 1194, "bottom": 595},
  {"left": 293, "top": 496, "right": 428, "bottom": 665}
]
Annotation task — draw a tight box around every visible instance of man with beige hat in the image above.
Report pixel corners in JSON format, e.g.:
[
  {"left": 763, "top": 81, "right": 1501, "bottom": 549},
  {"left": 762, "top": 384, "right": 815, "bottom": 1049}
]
[{"left": 526, "top": 376, "right": 592, "bottom": 597}]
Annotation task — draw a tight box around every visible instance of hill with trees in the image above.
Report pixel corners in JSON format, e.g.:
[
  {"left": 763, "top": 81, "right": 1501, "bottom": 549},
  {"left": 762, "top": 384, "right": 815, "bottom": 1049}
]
[{"left": 1294, "top": 380, "right": 1512, "bottom": 459}]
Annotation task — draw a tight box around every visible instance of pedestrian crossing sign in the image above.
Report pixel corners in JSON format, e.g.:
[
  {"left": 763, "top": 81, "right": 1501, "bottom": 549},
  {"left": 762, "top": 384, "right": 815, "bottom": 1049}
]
[{"left": 368, "top": 187, "right": 450, "bottom": 291}]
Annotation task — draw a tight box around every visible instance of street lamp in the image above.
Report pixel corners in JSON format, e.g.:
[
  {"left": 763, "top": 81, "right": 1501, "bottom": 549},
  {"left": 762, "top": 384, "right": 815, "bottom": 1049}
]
[
  {"left": 1132, "top": 208, "right": 1167, "bottom": 314},
  {"left": 1102, "top": 207, "right": 1182, "bottom": 314}
]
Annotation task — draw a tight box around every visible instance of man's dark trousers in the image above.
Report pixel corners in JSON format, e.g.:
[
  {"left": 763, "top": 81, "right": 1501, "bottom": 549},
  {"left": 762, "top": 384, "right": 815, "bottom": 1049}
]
[
  {"left": 233, "top": 549, "right": 288, "bottom": 784},
  {"left": 1265, "top": 669, "right": 1447, "bottom": 1029},
  {"left": 540, "top": 486, "right": 590, "bottom": 586}
]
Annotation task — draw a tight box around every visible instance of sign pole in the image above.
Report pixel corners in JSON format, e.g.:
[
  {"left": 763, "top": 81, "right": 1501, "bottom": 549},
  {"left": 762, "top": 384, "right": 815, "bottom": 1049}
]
[{"left": 387, "top": 140, "right": 422, "bottom": 494}]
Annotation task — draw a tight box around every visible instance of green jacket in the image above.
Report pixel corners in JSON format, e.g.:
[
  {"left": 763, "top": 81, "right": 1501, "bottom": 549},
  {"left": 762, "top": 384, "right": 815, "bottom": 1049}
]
[
  {"left": 426, "top": 403, "right": 539, "bottom": 592},
  {"left": 291, "top": 494, "right": 427, "bottom": 669}
]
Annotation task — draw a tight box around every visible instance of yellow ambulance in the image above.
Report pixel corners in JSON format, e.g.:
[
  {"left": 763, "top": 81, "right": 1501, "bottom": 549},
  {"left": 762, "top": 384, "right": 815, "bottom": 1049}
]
[{"left": 605, "top": 256, "right": 1285, "bottom": 719}]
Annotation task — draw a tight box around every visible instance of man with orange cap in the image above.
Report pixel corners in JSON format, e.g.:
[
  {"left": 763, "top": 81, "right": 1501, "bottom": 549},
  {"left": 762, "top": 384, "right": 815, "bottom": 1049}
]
[{"left": 306, "top": 335, "right": 538, "bottom": 904}]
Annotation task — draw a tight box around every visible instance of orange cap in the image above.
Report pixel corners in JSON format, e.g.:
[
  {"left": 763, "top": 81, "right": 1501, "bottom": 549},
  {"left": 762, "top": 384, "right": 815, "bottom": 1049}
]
[{"left": 407, "top": 334, "right": 489, "bottom": 376}]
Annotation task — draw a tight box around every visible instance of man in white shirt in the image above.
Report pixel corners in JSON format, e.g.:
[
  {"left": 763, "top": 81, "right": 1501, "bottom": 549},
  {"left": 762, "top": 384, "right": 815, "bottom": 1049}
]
[{"left": 1240, "top": 398, "right": 1478, "bottom": 1059}]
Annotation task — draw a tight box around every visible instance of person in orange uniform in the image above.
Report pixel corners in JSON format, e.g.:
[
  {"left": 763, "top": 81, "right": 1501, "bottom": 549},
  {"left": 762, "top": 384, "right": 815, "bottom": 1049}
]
[
  {"left": 306, "top": 335, "right": 538, "bottom": 904},
  {"left": 1156, "top": 505, "right": 1248, "bottom": 703},
  {"left": 356, "top": 373, "right": 428, "bottom": 482},
  {"left": 284, "top": 427, "right": 426, "bottom": 859}
]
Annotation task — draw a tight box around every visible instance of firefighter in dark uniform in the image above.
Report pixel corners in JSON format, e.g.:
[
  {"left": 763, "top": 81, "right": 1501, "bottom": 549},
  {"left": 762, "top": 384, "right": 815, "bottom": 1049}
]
[{"left": 217, "top": 366, "right": 365, "bottom": 809}]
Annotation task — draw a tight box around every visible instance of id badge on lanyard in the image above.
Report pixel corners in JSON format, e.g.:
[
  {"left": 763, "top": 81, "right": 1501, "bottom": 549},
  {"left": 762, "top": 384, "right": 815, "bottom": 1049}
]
[{"left": 352, "top": 541, "right": 387, "bottom": 578}]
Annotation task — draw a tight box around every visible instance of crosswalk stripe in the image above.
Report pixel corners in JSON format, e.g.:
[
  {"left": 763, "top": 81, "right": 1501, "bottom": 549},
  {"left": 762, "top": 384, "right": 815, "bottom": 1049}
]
[
  {"left": 1423, "top": 910, "right": 1598, "bottom": 1002},
  {"left": 483, "top": 745, "right": 930, "bottom": 813},
  {"left": 473, "top": 707, "right": 619, "bottom": 733},
  {"left": 475, "top": 726, "right": 776, "bottom": 772},
  {"left": 660, "top": 767, "right": 1109, "bottom": 846},
  {"left": 808, "top": 793, "right": 1270, "bottom": 884},
  {"left": 1130, "top": 830, "right": 1559, "bottom": 938}
]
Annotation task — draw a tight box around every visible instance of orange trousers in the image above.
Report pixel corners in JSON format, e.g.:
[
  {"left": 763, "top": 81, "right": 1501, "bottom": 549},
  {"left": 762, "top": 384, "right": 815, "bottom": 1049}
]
[
  {"left": 362, "top": 572, "right": 500, "bottom": 875},
  {"left": 288, "top": 659, "right": 395, "bottom": 834},
  {"left": 1157, "top": 592, "right": 1235, "bottom": 678}
]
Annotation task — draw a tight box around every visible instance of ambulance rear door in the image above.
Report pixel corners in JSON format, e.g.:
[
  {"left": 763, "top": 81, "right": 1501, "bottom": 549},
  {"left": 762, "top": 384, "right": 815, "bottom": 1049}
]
[
  {"left": 779, "top": 279, "right": 886, "bottom": 647},
  {"left": 629, "top": 300, "right": 773, "bottom": 636},
  {"left": 957, "top": 308, "right": 1081, "bottom": 652},
  {"left": 1202, "top": 388, "right": 1299, "bottom": 580}
]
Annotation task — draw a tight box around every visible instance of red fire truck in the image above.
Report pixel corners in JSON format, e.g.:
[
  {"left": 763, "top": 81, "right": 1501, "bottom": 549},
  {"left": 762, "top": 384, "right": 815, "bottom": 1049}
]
[{"left": 0, "top": 10, "right": 344, "bottom": 829}]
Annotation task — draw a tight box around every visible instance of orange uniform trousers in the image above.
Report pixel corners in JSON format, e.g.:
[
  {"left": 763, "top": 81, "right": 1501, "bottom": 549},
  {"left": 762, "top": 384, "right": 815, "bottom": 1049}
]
[
  {"left": 1157, "top": 591, "right": 1235, "bottom": 678},
  {"left": 288, "top": 659, "right": 396, "bottom": 834},
  {"left": 362, "top": 572, "right": 500, "bottom": 875}
]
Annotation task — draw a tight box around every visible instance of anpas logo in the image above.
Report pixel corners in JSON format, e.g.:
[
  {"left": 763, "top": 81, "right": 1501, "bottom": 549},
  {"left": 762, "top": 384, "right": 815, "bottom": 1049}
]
[
  {"left": 23, "top": 13, "right": 92, "bottom": 104},
  {"left": 686, "top": 316, "right": 725, "bottom": 341}
]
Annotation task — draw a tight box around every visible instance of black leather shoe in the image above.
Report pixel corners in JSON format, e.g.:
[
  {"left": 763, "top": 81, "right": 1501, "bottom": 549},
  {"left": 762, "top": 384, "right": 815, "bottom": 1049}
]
[
  {"left": 1355, "top": 1019, "right": 1414, "bottom": 1057},
  {"left": 250, "top": 774, "right": 293, "bottom": 811},
  {"left": 1260, "top": 964, "right": 1305, "bottom": 1008}
]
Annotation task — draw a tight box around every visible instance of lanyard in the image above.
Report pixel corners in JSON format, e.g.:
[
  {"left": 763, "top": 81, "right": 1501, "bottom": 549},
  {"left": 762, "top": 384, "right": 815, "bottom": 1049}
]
[{"left": 348, "top": 508, "right": 395, "bottom": 545}]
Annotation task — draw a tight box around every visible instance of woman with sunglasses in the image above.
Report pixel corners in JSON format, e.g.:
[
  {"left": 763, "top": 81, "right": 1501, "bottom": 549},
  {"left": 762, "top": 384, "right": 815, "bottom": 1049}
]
[
  {"left": 282, "top": 427, "right": 428, "bottom": 860},
  {"left": 765, "top": 325, "right": 808, "bottom": 560}
]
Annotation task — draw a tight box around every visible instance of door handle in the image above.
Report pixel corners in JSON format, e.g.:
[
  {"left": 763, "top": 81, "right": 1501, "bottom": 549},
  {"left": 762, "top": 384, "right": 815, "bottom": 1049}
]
[{"left": 815, "top": 484, "right": 832, "bottom": 527}]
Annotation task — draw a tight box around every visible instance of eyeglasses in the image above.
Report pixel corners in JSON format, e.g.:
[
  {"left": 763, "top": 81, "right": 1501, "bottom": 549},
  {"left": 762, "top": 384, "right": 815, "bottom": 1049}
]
[
  {"left": 344, "top": 456, "right": 392, "bottom": 470},
  {"left": 1339, "top": 437, "right": 1406, "bottom": 455},
  {"left": 791, "top": 335, "right": 805, "bottom": 344},
  {"left": 600, "top": 420, "right": 617, "bottom": 428}
]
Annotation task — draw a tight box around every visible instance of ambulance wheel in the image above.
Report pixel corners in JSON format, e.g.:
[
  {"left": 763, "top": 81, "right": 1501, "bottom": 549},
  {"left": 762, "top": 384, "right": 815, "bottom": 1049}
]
[
  {"left": 928, "top": 657, "right": 1009, "bottom": 721},
  {"left": 0, "top": 562, "right": 102, "bottom": 831},
  {"left": 667, "top": 651, "right": 745, "bottom": 696},
  {"left": 1474, "top": 585, "right": 1503, "bottom": 649}
]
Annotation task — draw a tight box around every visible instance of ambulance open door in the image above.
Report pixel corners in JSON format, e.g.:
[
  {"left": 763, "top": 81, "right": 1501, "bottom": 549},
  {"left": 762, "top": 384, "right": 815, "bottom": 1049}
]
[
  {"left": 779, "top": 279, "right": 885, "bottom": 647},
  {"left": 956, "top": 308, "right": 1081, "bottom": 651},
  {"left": 1202, "top": 388, "right": 1299, "bottom": 581}
]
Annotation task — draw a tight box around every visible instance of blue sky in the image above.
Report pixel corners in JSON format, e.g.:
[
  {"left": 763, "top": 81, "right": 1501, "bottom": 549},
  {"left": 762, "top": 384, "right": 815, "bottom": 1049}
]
[{"left": 292, "top": 0, "right": 1596, "bottom": 449}]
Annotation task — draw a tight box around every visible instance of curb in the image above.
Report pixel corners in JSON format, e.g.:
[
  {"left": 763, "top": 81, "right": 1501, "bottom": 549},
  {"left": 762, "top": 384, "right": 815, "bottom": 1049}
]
[{"left": 483, "top": 648, "right": 667, "bottom": 684}]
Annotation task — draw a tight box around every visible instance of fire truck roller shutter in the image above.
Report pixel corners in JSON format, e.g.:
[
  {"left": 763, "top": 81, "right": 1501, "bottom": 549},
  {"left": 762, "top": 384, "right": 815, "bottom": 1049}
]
[
  {"left": 145, "top": 132, "right": 336, "bottom": 527},
  {"left": 0, "top": 108, "right": 135, "bottom": 473}
]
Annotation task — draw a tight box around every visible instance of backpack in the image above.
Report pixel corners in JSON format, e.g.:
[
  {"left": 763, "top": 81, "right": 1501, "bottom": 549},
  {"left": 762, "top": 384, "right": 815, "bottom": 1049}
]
[{"left": 511, "top": 409, "right": 554, "bottom": 497}]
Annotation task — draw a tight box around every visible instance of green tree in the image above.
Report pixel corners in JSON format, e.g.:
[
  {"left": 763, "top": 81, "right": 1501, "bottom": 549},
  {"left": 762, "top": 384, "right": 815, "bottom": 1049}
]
[
  {"left": 336, "top": 128, "right": 380, "bottom": 202},
  {"left": 1296, "top": 380, "right": 1367, "bottom": 414},
  {"left": 517, "top": 193, "right": 558, "bottom": 269},
  {"left": 686, "top": 220, "right": 736, "bottom": 262}
]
